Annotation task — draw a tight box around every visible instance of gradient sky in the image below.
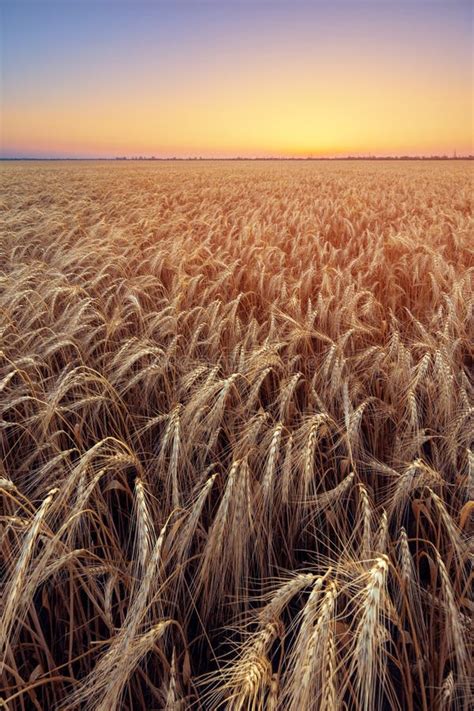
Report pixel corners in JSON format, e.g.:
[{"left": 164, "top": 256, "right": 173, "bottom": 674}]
[{"left": 1, "top": 0, "right": 472, "bottom": 158}]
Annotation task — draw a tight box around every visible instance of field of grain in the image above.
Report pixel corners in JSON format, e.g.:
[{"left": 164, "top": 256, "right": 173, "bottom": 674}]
[{"left": 0, "top": 160, "right": 472, "bottom": 710}]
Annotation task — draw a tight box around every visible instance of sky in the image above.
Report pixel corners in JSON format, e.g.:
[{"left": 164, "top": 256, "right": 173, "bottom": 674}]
[{"left": 0, "top": 0, "right": 472, "bottom": 158}]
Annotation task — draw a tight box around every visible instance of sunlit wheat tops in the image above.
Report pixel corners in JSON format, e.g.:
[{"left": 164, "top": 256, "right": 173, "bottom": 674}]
[{"left": 0, "top": 160, "right": 472, "bottom": 710}]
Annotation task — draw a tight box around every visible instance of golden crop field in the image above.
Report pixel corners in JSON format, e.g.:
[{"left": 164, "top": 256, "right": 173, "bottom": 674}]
[{"left": 0, "top": 160, "right": 472, "bottom": 710}]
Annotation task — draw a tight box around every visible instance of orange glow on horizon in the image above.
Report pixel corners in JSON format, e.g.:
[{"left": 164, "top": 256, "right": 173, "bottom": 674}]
[{"left": 3, "top": 78, "right": 471, "bottom": 158}]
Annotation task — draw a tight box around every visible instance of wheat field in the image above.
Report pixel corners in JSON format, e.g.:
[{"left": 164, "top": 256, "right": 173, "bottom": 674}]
[{"left": 0, "top": 160, "right": 472, "bottom": 710}]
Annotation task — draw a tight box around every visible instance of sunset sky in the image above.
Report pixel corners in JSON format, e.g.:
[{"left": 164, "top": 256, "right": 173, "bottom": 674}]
[{"left": 1, "top": 0, "right": 472, "bottom": 158}]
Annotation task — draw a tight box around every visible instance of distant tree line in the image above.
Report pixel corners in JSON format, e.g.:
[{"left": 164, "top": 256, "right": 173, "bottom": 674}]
[
  {"left": 113, "top": 155, "right": 474, "bottom": 161},
  {"left": 2, "top": 155, "right": 473, "bottom": 161}
]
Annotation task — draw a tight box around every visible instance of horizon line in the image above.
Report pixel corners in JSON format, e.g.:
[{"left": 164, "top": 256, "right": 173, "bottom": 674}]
[{"left": 2, "top": 154, "right": 474, "bottom": 162}]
